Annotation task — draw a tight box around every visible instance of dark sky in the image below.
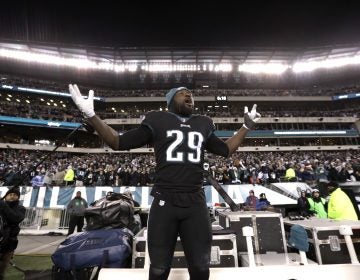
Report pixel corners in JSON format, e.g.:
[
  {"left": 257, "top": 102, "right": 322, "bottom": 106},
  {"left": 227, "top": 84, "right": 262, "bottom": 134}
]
[{"left": 1, "top": 0, "right": 360, "bottom": 48}]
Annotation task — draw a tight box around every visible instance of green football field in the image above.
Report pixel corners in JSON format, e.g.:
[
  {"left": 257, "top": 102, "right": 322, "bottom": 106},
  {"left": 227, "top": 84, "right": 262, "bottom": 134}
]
[{"left": 5, "top": 254, "right": 53, "bottom": 280}]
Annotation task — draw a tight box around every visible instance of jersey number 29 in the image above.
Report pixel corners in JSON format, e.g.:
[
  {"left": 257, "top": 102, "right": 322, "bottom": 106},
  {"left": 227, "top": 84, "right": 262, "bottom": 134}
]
[{"left": 166, "top": 130, "right": 204, "bottom": 163}]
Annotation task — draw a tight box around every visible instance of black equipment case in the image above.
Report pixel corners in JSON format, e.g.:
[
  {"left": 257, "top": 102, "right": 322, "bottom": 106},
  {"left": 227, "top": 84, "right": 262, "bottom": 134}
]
[
  {"left": 132, "top": 227, "right": 238, "bottom": 268},
  {"left": 218, "top": 210, "right": 287, "bottom": 255},
  {"left": 284, "top": 218, "right": 360, "bottom": 264}
]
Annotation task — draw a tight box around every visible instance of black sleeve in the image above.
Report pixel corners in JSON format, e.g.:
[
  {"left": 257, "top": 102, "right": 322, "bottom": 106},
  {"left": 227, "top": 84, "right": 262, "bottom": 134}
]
[
  {"left": 205, "top": 133, "right": 229, "bottom": 158},
  {"left": 118, "top": 125, "right": 153, "bottom": 150},
  {"left": 0, "top": 201, "right": 26, "bottom": 224}
]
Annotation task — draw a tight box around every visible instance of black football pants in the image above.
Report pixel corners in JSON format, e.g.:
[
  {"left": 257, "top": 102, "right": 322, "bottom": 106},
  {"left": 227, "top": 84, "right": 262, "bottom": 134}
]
[{"left": 147, "top": 198, "right": 212, "bottom": 280}]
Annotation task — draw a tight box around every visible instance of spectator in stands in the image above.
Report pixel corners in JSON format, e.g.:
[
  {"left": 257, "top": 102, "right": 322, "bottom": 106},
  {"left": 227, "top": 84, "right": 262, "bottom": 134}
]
[
  {"left": 245, "top": 190, "right": 258, "bottom": 209},
  {"left": 326, "top": 181, "right": 358, "bottom": 221},
  {"left": 327, "top": 162, "right": 339, "bottom": 182},
  {"left": 53, "top": 166, "right": 65, "bottom": 186},
  {"left": 299, "top": 164, "right": 316, "bottom": 185},
  {"left": 30, "top": 169, "right": 46, "bottom": 206},
  {"left": 63, "top": 165, "right": 75, "bottom": 186},
  {"left": 67, "top": 191, "right": 88, "bottom": 235},
  {"left": 249, "top": 169, "right": 260, "bottom": 185},
  {"left": 0, "top": 187, "right": 25, "bottom": 280},
  {"left": 229, "top": 160, "right": 241, "bottom": 184},
  {"left": 284, "top": 163, "right": 296, "bottom": 182},
  {"left": 43, "top": 168, "right": 54, "bottom": 187},
  {"left": 30, "top": 169, "right": 45, "bottom": 187},
  {"left": 94, "top": 167, "right": 106, "bottom": 186},
  {"left": 256, "top": 193, "right": 271, "bottom": 210},
  {"left": 307, "top": 189, "right": 327, "bottom": 218},
  {"left": 297, "top": 190, "right": 311, "bottom": 217},
  {"left": 84, "top": 166, "right": 95, "bottom": 186},
  {"left": 315, "top": 164, "right": 328, "bottom": 182},
  {"left": 69, "top": 84, "right": 260, "bottom": 280},
  {"left": 345, "top": 163, "right": 357, "bottom": 182},
  {"left": 1, "top": 167, "right": 19, "bottom": 187},
  {"left": 75, "top": 164, "right": 87, "bottom": 187}
]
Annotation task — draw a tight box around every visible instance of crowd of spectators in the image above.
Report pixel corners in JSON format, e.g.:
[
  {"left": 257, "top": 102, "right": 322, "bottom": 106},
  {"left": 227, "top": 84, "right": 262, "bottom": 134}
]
[
  {"left": 1, "top": 95, "right": 359, "bottom": 123},
  {"left": 1, "top": 149, "right": 359, "bottom": 188}
]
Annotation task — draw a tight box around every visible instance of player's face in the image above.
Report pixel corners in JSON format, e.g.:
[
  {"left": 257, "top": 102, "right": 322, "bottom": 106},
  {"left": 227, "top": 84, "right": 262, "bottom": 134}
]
[{"left": 173, "top": 90, "right": 194, "bottom": 116}]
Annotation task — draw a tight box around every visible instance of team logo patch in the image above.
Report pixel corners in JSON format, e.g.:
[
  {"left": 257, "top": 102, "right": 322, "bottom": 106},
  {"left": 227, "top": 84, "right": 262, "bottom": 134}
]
[
  {"left": 159, "top": 200, "right": 165, "bottom": 206},
  {"left": 180, "top": 124, "right": 191, "bottom": 128}
]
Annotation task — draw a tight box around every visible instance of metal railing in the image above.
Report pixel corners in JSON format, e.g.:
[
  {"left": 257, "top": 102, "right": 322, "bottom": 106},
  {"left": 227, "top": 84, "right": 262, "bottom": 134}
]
[{"left": 20, "top": 208, "right": 71, "bottom": 230}]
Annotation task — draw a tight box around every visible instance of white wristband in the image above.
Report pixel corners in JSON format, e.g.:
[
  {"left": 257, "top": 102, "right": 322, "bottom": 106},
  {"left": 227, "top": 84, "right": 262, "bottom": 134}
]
[{"left": 242, "top": 124, "right": 250, "bottom": 130}]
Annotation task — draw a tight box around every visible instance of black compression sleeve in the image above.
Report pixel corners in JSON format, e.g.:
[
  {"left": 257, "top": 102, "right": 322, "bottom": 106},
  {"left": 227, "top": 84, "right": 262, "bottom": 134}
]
[
  {"left": 118, "top": 125, "right": 153, "bottom": 150},
  {"left": 205, "top": 133, "right": 229, "bottom": 158}
]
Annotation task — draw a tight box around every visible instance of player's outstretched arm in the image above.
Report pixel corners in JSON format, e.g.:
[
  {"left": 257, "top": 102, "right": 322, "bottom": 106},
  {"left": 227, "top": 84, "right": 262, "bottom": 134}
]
[
  {"left": 69, "top": 84, "right": 119, "bottom": 150},
  {"left": 225, "top": 104, "right": 261, "bottom": 155}
]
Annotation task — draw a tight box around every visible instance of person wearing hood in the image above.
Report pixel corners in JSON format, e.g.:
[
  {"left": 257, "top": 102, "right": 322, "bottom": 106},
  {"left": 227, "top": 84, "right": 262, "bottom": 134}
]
[
  {"left": 297, "top": 190, "right": 311, "bottom": 217},
  {"left": 0, "top": 188, "right": 25, "bottom": 280},
  {"left": 245, "top": 190, "right": 258, "bottom": 209},
  {"left": 69, "top": 84, "right": 261, "bottom": 280},
  {"left": 66, "top": 191, "right": 88, "bottom": 235},
  {"left": 256, "top": 193, "right": 271, "bottom": 211},
  {"left": 307, "top": 189, "right": 327, "bottom": 218}
]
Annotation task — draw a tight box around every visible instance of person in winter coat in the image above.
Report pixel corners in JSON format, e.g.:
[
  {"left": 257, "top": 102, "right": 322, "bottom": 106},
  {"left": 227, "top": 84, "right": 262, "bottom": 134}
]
[
  {"left": 67, "top": 191, "right": 88, "bottom": 235},
  {"left": 256, "top": 193, "right": 271, "bottom": 210},
  {"left": 63, "top": 165, "right": 75, "bottom": 186},
  {"left": 245, "top": 190, "right": 258, "bottom": 209},
  {"left": 307, "top": 189, "right": 327, "bottom": 218},
  {"left": 297, "top": 190, "right": 311, "bottom": 217},
  {"left": 0, "top": 187, "right": 25, "bottom": 280},
  {"left": 326, "top": 181, "right": 358, "bottom": 221}
]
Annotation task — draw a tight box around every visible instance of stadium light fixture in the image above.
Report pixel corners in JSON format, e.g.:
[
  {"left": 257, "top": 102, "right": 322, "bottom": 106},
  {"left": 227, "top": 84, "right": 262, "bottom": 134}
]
[
  {"left": 140, "top": 63, "right": 232, "bottom": 72},
  {"left": 293, "top": 55, "right": 360, "bottom": 73},
  {"left": 0, "top": 48, "right": 138, "bottom": 73},
  {"left": 141, "top": 64, "right": 199, "bottom": 72},
  {"left": 238, "top": 63, "right": 289, "bottom": 74}
]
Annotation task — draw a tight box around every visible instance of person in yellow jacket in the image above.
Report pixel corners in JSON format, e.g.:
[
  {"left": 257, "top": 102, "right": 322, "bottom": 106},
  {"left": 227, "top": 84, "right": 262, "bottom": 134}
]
[
  {"left": 326, "top": 181, "right": 358, "bottom": 221},
  {"left": 284, "top": 164, "right": 296, "bottom": 182},
  {"left": 307, "top": 189, "right": 327, "bottom": 218},
  {"left": 63, "top": 165, "right": 75, "bottom": 186}
]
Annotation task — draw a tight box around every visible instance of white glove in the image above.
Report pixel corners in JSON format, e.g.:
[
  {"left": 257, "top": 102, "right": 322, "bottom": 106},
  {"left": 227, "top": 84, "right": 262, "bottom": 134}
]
[
  {"left": 243, "top": 104, "right": 261, "bottom": 130},
  {"left": 69, "top": 84, "right": 95, "bottom": 118}
]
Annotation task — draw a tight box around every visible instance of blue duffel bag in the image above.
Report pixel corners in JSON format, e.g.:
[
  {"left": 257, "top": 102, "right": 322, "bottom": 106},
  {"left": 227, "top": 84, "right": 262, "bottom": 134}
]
[{"left": 51, "top": 228, "right": 133, "bottom": 271}]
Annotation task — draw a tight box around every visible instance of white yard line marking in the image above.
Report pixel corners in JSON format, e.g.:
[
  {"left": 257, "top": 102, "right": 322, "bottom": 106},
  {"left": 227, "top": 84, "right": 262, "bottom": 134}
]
[{"left": 20, "top": 238, "right": 64, "bottom": 255}]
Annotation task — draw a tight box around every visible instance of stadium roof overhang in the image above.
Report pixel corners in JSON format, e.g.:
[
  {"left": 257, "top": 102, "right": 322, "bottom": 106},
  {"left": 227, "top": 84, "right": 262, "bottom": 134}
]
[
  {"left": 1, "top": 40, "right": 360, "bottom": 88},
  {"left": 1, "top": 41, "right": 360, "bottom": 66}
]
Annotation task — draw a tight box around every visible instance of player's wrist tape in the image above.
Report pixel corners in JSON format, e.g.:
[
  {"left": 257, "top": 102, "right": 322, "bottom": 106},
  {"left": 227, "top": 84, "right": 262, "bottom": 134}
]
[{"left": 242, "top": 124, "right": 250, "bottom": 130}]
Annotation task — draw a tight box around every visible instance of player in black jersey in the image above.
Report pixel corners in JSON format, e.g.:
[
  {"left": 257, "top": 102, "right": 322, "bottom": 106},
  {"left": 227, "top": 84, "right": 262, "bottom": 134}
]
[{"left": 69, "top": 84, "right": 261, "bottom": 280}]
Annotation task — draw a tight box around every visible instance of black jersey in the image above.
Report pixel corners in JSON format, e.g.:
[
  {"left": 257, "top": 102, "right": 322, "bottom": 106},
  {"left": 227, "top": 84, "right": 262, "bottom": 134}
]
[{"left": 141, "top": 111, "right": 224, "bottom": 191}]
